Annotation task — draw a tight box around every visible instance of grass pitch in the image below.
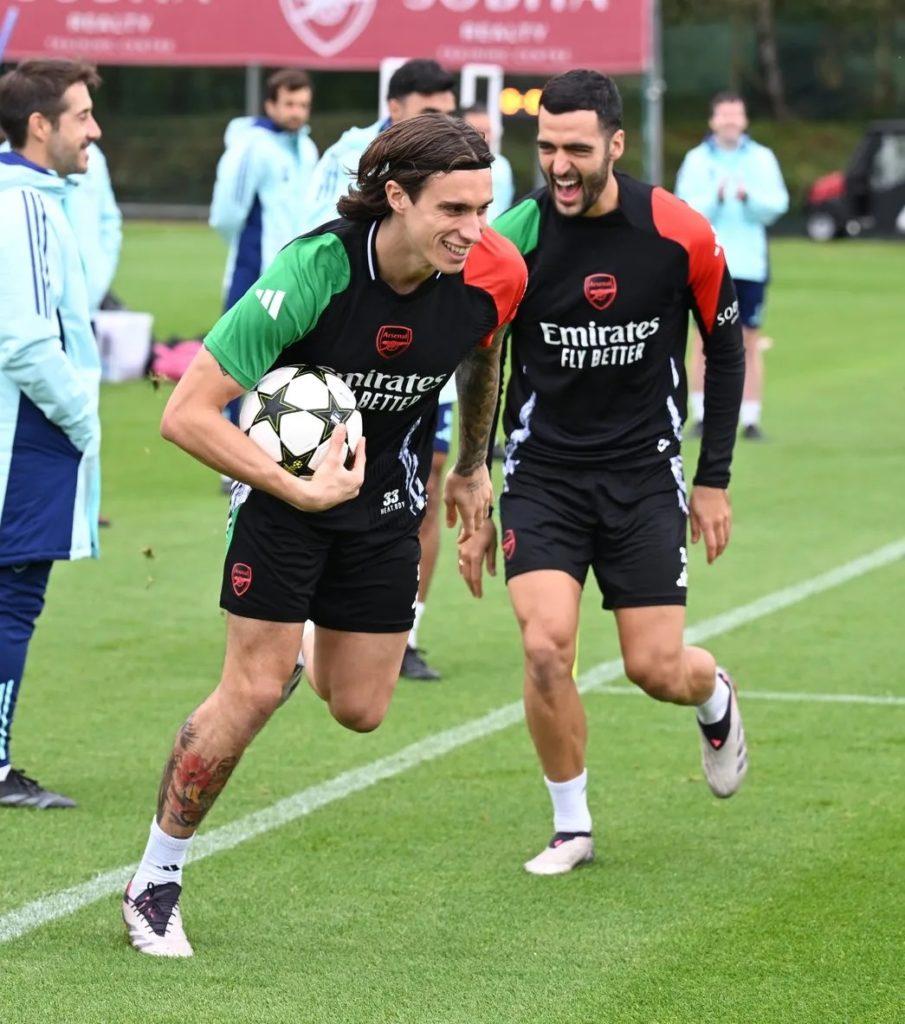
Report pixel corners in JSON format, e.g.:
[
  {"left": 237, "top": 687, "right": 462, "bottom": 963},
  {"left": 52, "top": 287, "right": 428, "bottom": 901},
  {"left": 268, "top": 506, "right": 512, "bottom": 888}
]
[{"left": 0, "top": 228, "right": 903, "bottom": 1024}]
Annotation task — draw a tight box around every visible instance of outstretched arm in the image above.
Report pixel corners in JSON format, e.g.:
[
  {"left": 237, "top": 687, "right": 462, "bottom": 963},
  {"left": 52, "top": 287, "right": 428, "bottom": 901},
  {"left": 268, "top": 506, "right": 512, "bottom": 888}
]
[{"left": 444, "top": 326, "right": 506, "bottom": 539}]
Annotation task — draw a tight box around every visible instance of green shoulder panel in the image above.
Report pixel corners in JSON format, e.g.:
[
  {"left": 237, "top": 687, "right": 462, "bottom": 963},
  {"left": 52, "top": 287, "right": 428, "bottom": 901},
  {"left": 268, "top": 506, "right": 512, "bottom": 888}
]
[
  {"left": 491, "top": 196, "right": 541, "bottom": 258},
  {"left": 204, "top": 232, "right": 351, "bottom": 389}
]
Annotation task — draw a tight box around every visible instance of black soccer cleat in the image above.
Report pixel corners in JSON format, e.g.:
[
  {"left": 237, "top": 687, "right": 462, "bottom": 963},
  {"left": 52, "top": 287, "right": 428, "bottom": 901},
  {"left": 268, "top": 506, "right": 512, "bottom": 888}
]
[
  {"left": 687, "top": 421, "right": 704, "bottom": 440},
  {"left": 741, "top": 423, "right": 767, "bottom": 442},
  {"left": 400, "top": 645, "right": 441, "bottom": 681},
  {"left": 0, "top": 768, "right": 77, "bottom": 809}
]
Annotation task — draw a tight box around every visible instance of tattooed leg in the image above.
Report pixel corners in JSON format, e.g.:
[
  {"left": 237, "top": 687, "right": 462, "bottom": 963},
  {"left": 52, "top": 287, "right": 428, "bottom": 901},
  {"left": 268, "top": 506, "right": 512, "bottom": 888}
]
[{"left": 156, "top": 714, "right": 240, "bottom": 836}]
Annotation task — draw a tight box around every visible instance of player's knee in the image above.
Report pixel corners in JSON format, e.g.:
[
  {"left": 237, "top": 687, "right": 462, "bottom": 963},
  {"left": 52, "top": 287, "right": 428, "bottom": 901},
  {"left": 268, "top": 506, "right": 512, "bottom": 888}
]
[
  {"left": 523, "top": 625, "right": 576, "bottom": 695},
  {"left": 328, "top": 698, "right": 386, "bottom": 734},
  {"left": 623, "top": 649, "right": 683, "bottom": 702},
  {"left": 216, "top": 674, "right": 286, "bottom": 734}
]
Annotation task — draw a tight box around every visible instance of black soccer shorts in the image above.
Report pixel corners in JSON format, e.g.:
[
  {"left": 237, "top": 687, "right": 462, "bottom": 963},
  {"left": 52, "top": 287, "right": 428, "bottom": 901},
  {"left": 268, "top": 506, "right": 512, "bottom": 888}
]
[
  {"left": 220, "top": 487, "right": 420, "bottom": 632},
  {"left": 499, "top": 456, "right": 690, "bottom": 610}
]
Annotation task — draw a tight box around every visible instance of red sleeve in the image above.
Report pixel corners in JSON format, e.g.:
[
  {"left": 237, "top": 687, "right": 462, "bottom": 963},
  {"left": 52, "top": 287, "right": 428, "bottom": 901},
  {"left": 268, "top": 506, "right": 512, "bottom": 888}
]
[
  {"left": 650, "top": 186, "right": 725, "bottom": 331},
  {"left": 463, "top": 227, "right": 528, "bottom": 347},
  {"left": 651, "top": 187, "right": 745, "bottom": 489}
]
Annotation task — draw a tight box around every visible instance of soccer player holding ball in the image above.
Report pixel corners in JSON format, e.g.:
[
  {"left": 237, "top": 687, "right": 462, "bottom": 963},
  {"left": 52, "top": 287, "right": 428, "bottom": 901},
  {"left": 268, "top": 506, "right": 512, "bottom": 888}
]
[
  {"left": 123, "top": 114, "right": 527, "bottom": 956},
  {"left": 459, "top": 70, "right": 748, "bottom": 876}
]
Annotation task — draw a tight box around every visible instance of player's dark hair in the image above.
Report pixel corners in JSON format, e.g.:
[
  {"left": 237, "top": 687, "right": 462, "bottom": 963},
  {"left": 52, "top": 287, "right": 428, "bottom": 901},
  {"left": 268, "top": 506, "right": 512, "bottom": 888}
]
[
  {"left": 0, "top": 59, "right": 101, "bottom": 149},
  {"left": 386, "top": 59, "right": 455, "bottom": 101},
  {"left": 265, "top": 68, "right": 313, "bottom": 104},
  {"left": 710, "top": 90, "right": 746, "bottom": 115},
  {"left": 338, "top": 113, "right": 493, "bottom": 222},
  {"left": 540, "top": 69, "right": 622, "bottom": 136}
]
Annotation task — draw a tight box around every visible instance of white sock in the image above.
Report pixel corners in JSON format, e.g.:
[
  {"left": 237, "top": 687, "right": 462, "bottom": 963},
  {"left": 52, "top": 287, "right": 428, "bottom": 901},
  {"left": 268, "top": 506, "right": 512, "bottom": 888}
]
[
  {"left": 408, "top": 602, "right": 426, "bottom": 648},
  {"left": 690, "top": 391, "right": 705, "bottom": 423},
  {"left": 696, "top": 670, "right": 731, "bottom": 725},
  {"left": 740, "top": 400, "right": 761, "bottom": 428},
  {"left": 0, "top": 764, "right": 10, "bottom": 782},
  {"left": 132, "top": 819, "right": 194, "bottom": 892},
  {"left": 545, "top": 769, "right": 592, "bottom": 834}
]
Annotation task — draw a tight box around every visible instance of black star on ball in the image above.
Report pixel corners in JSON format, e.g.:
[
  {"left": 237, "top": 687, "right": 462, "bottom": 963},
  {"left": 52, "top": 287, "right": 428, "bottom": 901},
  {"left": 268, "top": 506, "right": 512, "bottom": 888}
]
[
  {"left": 250, "top": 383, "right": 297, "bottom": 434},
  {"left": 308, "top": 389, "right": 354, "bottom": 444}
]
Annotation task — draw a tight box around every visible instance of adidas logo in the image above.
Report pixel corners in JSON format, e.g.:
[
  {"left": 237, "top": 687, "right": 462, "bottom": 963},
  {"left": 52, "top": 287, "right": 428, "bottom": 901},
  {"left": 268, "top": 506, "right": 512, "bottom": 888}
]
[{"left": 255, "top": 288, "right": 286, "bottom": 320}]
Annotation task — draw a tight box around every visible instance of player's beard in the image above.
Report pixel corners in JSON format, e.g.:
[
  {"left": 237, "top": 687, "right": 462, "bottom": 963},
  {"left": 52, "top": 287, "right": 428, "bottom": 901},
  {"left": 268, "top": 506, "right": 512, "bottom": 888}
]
[
  {"left": 547, "top": 157, "right": 612, "bottom": 216},
  {"left": 48, "top": 135, "right": 88, "bottom": 177}
]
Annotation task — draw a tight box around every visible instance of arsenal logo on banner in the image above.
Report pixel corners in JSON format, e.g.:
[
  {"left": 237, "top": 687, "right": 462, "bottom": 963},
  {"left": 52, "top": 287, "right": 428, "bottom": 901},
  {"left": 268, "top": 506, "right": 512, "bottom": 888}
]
[
  {"left": 231, "top": 563, "right": 252, "bottom": 597},
  {"left": 501, "top": 529, "right": 517, "bottom": 561},
  {"left": 376, "top": 325, "right": 413, "bottom": 359},
  {"left": 279, "top": 0, "right": 378, "bottom": 58},
  {"left": 584, "top": 273, "right": 618, "bottom": 311}
]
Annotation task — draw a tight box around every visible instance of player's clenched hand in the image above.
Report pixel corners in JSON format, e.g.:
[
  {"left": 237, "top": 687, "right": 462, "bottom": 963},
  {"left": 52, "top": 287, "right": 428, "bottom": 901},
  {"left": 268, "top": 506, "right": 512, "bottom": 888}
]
[
  {"left": 457, "top": 519, "right": 497, "bottom": 598},
  {"left": 293, "top": 426, "right": 366, "bottom": 512},
  {"left": 690, "top": 485, "right": 731, "bottom": 564},
  {"left": 444, "top": 464, "right": 493, "bottom": 541}
]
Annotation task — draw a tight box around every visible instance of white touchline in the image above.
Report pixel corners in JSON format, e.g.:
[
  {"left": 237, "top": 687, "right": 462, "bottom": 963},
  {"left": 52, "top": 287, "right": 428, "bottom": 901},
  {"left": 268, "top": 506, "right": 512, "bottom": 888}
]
[{"left": 1, "top": 538, "right": 903, "bottom": 945}]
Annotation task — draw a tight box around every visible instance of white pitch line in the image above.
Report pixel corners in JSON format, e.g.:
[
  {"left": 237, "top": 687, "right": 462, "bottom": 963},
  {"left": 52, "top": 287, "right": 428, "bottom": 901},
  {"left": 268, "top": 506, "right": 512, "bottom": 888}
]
[
  {"left": 1, "top": 537, "right": 903, "bottom": 946},
  {"left": 591, "top": 685, "right": 905, "bottom": 707}
]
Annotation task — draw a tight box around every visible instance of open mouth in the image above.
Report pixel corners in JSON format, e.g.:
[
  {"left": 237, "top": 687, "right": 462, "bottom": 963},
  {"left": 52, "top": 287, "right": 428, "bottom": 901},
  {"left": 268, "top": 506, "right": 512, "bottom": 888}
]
[{"left": 553, "top": 176, "right": 582, "bottom": 203}]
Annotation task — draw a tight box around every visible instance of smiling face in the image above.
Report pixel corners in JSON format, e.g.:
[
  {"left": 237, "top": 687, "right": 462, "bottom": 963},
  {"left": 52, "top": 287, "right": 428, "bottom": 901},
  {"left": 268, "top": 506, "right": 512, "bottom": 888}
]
[
  {"left": 43, "top": 81, "right": 101, "bottom": 176},
  {"left": 386, "top": 168, "right": 493, "bottom": 276},
  {"left": 265, "top": 85, "right": 312, "bottom": 133},
  {"left": 709, "top": 99, "right": 748, "bottom": 149},
  {"left": 537, "top": 106, "right": 624, "bottom": 218}
]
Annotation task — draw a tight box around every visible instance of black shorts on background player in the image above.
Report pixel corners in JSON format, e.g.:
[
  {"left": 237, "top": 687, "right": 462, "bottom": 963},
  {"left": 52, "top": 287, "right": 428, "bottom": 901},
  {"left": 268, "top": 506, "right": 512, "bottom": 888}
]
[{"left": 500, "top": 458, "right": 688, "bottom": 609}]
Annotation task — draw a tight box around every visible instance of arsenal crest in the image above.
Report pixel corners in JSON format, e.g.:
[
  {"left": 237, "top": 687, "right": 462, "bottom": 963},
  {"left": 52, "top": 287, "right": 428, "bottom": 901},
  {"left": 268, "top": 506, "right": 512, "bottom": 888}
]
[
  {"left": 501, "top": 529, "right": 517, "bottom": 561},
  {"left": 279, "top": 0, "right": 377, "bottom": 58},
  {"left": 584, "top": 273, "right": 618, "bottom": 311},
  {"left": 231, "top": 563, "right": 252, "bottom": 597},
  {"left": 376, "top": 325, "right": 413, "bottom": 359}
]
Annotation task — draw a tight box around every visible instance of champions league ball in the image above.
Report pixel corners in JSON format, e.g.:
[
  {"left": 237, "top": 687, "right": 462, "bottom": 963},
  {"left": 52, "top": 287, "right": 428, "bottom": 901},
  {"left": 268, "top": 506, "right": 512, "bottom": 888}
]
[{"left": 239, "top": 365, "right": 362, "bottom": 477}]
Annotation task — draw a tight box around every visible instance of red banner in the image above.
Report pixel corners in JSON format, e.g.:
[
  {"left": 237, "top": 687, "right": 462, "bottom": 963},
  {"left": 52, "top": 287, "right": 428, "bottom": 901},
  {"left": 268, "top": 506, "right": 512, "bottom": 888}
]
[{"left": 5, "top": 0, "right": 649, "bottom": 75}]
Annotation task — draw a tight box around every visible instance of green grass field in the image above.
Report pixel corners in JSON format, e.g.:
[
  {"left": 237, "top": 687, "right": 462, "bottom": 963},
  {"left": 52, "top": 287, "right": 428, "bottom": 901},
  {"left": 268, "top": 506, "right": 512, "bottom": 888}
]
[{"left": 1, "top": 227, "right": 903, "bottom": 1024}]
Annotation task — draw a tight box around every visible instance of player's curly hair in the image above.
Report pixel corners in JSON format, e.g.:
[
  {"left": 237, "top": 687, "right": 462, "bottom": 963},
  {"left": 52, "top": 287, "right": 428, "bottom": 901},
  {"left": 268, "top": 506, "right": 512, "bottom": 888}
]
[{"left": 337, "top": 113, "right": 493, "bottom": 222}]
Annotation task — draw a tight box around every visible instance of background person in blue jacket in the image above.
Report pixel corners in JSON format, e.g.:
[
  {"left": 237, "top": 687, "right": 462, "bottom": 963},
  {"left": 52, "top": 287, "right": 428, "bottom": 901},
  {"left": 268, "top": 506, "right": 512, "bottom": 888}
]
[
  {"left": 209, "top": 67, "right": 318, "bottom": 316},
  {"left": 0, "top": 137, "right": 122, "bottom": 316},
  {"left": 209, "top": 68, "right": 318, "bottom": 434},
  {"left": 0, "top": 59, "right": 103, "bottom": 810},
  {"left": 676, "top": 92, "right": 788, "bottom": 441},
  {"left": 64, "top": 141, "right": 122, "bottom": 315}
]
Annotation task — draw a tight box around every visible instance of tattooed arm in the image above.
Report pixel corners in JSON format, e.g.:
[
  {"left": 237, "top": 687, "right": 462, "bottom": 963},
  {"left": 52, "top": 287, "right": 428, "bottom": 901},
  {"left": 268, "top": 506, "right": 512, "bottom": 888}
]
[
  {"left": 454, "top": 325, "right": 505, "bottom": 475},
  {"left": 443, "top": 326, "right": 506, "bottom": 541}
]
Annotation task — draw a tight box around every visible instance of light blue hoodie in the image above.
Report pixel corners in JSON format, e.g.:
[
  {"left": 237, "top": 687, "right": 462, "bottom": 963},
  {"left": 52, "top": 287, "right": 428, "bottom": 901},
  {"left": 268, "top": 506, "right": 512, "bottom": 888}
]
[
  {"left": 209, "top": 116, "right": 319, "bottom": 308},
  {"left": 0, "top": 140, "right": 120, "bottom": 312},
  {"left": 64, "top": 143, "right": 122, "bottom": 313},
  {"left": 301, "top": 119, "right": 383, "bottom": 234},
  {"left": 675, "top": 134, "right": 789, "bottom": 283},
  {"left": 0, "top": 152, "right": 101, "bottom": 564}
]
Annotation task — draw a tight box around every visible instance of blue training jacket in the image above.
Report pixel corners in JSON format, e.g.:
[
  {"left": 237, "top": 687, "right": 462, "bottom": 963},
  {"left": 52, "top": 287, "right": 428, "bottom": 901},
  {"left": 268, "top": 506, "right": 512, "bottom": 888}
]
[
  {"left": 675, "top": 134, "right": 789, "bottom": 283},
  {"left": 0, "top": 140, "right": 121, "bottom": 313},
  {"left": 209, "top": 116, "right": 318, "bottom": 309},
  {"left": 64, "top": 143, "right": 122, "bottom": 313},
  {"left": 0, "top": 153, "right": 102, "bottom": 564}
]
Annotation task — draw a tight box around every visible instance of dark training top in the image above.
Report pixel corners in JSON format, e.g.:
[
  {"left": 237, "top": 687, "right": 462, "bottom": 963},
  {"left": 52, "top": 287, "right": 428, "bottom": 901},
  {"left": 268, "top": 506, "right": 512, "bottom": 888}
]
[
  {"left": 493, "top": 172, "right": 745, "bottom": 489},
  {"left": 205, "top": 217, "right": 527, "bottom": 528}
]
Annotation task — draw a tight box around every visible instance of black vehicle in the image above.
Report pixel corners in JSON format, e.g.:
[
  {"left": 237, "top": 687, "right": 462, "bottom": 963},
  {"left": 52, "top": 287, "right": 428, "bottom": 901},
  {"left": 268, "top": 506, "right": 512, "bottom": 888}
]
[{"left": 805, "top": 120, "right": 905, "bottom": 241}]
